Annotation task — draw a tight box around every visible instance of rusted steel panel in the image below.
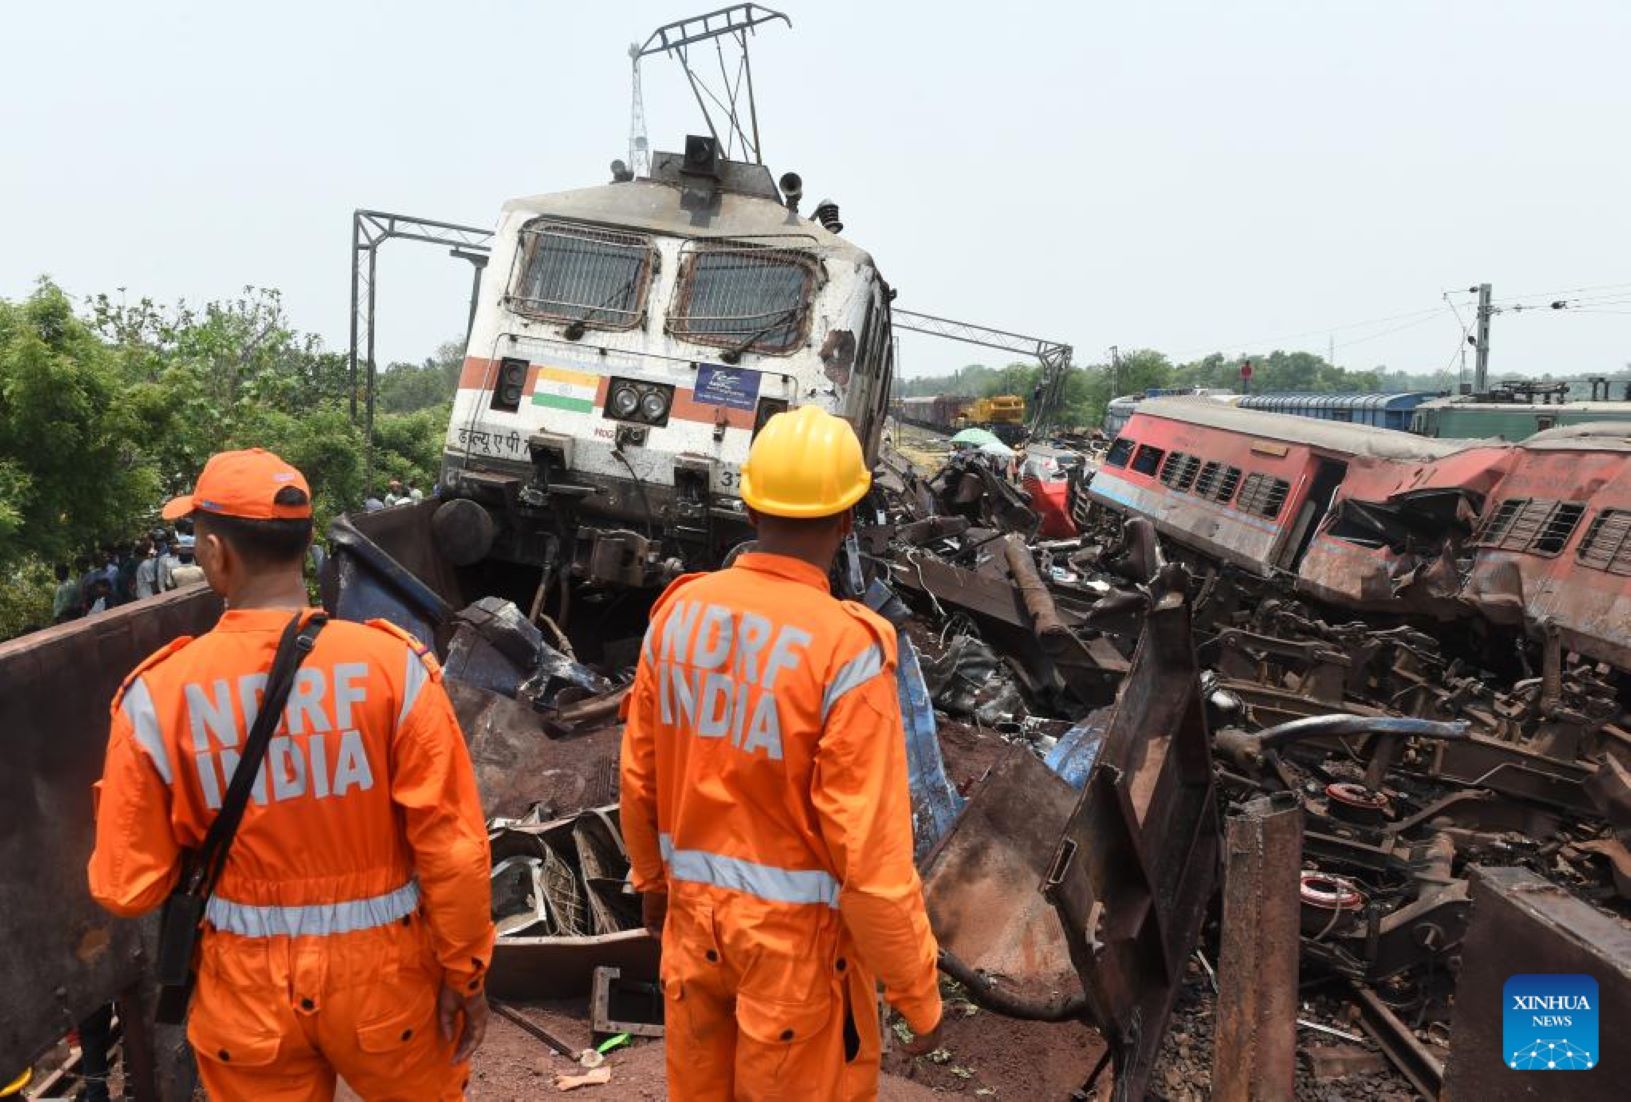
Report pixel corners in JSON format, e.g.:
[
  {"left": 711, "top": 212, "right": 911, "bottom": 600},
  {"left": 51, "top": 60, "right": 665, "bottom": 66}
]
[
  {"left": 0, "top": 588, "right": 222, "bottom": 1077},
  {"left": 1212, "top": 793, "right": 1303, "bottom": 1102},
  {"left": 1041, "top": 589, "right": 1220, "bottom": 1102},
  {"left": 921, "top": 746, "right": 1081, "bottom": 1015},
  {"left": 1442, "top": 866, "right": 1631, "bottom": 1100}
]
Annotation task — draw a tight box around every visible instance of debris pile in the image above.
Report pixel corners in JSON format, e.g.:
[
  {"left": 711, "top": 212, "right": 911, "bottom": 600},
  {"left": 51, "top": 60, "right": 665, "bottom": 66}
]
[
  {"left": 863, "top": 425, "right": 1631, "bottom": 1099},
  {"left": 311, "top": 420, "right": 1631, "bottom": 1099}
]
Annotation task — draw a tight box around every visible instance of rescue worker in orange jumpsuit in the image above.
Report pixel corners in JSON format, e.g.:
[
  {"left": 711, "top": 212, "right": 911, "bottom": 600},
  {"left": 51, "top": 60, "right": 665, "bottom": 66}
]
[
  {"left": 88, "top": 449, "right": 494, "bottom": 1101},
  {"left": 621, "top": 407, "right": 944, "bottom": 1100}
]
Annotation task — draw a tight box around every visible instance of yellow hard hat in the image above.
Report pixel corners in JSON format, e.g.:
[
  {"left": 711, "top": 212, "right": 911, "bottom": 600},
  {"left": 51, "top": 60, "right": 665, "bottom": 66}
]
[{"left": 739, "top": 406, "right": 871, "bottom": 518}]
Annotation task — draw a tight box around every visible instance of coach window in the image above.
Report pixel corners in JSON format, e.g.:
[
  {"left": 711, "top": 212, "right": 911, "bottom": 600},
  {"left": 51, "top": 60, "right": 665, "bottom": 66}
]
[
  {"left": 1130, "top": 444, "right": 1166, "bottom": 477},
  {"left": 1479, "top": 498, "right": 1586, "bottom": 556},
  {"left": 1577, "top": 509, "right": 1631, "bottom": 574},
  {"left": 509, "top": 220, "right": 655, "bottom": 331},
  {"left": 1237, "top": 473, "right": 1291, "bottom": 518},
  {"left": 1160, "top": 453, "right": 1201, "bottom": 492},
  {"left": 1196, "top": 461, "right": 1241, "bottom": 501},
  {"left": 1104, "top": 438, "right": 1134, "bottom": 468}
]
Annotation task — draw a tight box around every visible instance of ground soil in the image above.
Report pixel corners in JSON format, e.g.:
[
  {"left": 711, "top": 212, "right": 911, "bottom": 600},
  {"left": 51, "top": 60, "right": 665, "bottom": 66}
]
[
  {"left": 880, "top": 1000, "right": 1107, "bottom": 1100},
  {"left": 332, "top": 998, "right": 946, "bottom": 1101}
]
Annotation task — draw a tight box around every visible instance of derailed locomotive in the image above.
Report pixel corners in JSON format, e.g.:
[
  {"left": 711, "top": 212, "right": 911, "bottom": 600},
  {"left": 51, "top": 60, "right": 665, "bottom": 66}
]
[{"left": 437, "top": 137, "right": 894, "bottom": 589}]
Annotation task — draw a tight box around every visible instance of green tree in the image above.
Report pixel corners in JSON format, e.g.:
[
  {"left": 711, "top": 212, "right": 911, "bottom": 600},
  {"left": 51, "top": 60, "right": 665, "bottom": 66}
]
[
  {"left": 0, "top": 558, "right": 54, "bottom": 640},
  {"left": 378, "top": 340, "right": 464, "bottom": 414},
  {"left": 0, "top": 281, "right": 160, "bottom": 569}
]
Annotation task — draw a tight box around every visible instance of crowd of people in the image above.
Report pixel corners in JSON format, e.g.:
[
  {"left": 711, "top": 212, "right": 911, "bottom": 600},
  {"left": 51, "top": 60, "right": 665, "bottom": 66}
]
[
  {"left": 50, "top": 520, "right": 206, "bottom": 624},
  {"left": 37, "top": 479, "right": 425, "bottom": 633}
]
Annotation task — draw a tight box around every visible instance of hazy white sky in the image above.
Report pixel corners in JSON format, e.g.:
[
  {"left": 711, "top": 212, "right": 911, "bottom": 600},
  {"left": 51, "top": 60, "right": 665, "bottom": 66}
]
[{"left": 3, "top": 1, "right": 1628, "bottom": 380}]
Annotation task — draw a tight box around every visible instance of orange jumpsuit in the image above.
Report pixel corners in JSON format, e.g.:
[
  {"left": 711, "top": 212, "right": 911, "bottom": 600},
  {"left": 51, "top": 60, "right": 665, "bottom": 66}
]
[
  {"left": 88, "top": 608, "right": 494, "bottom": 1102},
  {"left": 620, "top": 553, "right": 942, "bottom": 1101}
]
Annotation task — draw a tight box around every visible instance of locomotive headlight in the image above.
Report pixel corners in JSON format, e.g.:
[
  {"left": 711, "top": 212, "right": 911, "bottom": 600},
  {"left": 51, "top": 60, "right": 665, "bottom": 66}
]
[
  {"left": 610, "top": 384, "right": 641, "bottom": 418},
  {"left": 640, "top": 389, "right": 670, "bottom": 422}
]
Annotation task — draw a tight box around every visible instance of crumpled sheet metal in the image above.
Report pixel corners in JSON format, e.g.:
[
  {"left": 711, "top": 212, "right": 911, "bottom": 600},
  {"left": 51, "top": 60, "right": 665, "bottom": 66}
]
[
  {"left": 488, "top": 808, "right": 659, "bottom": 1001},
  {"left": 921, "top": 746, "right": 1082, "bottom": 1014},
  {"left": 449, "top": 680, "right": 622, "bottom": 820},
  {"left": 1042, "top": 588, "right": 1221, "bottom": 1102}
]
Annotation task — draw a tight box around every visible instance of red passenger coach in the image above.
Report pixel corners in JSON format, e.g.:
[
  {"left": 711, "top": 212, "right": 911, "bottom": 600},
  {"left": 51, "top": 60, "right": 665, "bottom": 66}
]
[
  {"left": 1087, "top": 398, "right": 1467, "bottom": 582},
  {"left": 1088, "top": 401, "right": 1631, "bottom": 681},
  {"left": 1462, "top": 426, "right": 1631, "bottom": 671}
]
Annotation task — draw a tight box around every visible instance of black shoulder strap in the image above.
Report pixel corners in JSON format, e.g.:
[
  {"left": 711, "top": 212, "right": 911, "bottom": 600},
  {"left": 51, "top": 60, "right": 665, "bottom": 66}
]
[{"left": 185, "top": 611, "right": 327, "bottom": 897}]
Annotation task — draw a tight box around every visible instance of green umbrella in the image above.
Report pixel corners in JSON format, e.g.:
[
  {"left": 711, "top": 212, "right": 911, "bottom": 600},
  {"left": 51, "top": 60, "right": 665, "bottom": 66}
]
[{"left": 950, "top": 427, "right": 1003, "bottom": 448}]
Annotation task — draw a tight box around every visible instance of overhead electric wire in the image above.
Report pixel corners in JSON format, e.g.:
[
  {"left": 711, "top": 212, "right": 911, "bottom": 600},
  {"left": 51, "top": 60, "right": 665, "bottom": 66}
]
[
  {"left": 1330, "top": 311, "right": 1453, "bottom": 350},
  {"left": 1169, "top": 278, "right": 1627, "bottom": 368},
  {"left": 1171, "top": 304, "right": 1450, "bottom": 359},
  {"left": 1490, "top": 279, "right": 1631, "bottom": 304}
]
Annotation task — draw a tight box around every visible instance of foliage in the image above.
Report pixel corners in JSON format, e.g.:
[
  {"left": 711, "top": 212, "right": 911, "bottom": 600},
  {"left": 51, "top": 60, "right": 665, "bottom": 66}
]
[
  {"left": 378, "top": 341, "right": 463, "bottom": 414},
  {"left": 0, "top": 557, "right": 54, "bottom": 640},
  {"left": 0, "top": 282, "right": 458, "bottom": 635},
  {"left": 0, "top": 282, "right": 161, "bottom": 567}
]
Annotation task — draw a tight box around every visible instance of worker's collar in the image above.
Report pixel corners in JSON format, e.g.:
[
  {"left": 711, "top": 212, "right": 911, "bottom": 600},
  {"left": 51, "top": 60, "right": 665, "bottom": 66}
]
[
  {"left": 214, "top": 606, "right": 320, "bottom": 632},
  {"left": 732, "top": 552, "right": 831, "bottom": 594}
]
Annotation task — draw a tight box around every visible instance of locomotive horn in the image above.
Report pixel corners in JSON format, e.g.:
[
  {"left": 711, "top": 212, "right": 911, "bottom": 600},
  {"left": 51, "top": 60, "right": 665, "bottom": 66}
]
[
  {"left": 779, "top": 172, "right": 803, "bottom": 212},
  {"left": 813, "top": 199, "right": 843, "bottom": 234}
]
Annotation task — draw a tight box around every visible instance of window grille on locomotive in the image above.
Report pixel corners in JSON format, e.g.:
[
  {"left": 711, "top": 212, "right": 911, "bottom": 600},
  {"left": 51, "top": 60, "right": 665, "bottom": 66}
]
[
  {"left": 667, "top": 242, "right": 821, "bottom": 356},
  {"left": 509, "top": 221, "right": 656, "bottom": 331}
]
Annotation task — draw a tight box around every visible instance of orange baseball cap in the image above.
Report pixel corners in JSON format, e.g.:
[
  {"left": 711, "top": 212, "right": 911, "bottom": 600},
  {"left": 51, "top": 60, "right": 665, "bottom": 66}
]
[{"left": 161, "top": 448, "right": 312, "bottom": 521}]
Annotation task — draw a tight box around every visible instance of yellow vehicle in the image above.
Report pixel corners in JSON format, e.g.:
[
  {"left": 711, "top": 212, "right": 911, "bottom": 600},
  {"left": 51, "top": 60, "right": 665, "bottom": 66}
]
[
  {"left": 953, "top": 394, "right": 1027, "bottom": 441},
  {"left": 970, "top": 395, "right": 1026, "bottom": 425}
]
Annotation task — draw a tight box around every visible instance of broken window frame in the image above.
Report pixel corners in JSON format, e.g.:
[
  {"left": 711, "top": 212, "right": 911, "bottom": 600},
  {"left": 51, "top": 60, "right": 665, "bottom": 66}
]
[
  {"left": 666, "top": 240, "right": 822, "bottom": 356},
  {"left": 1577, "top": 508, "right": 1631, "bottom": 575},
  {"left": 508, "top": 219, "right": 657, "bottom": 332},
  {"left": 1104, "top": 437, "right": 1135, "bottom": 468},
  {"left": 1476, "top": 497, "right": 1587, "bottom": 557},
  {"left": 1236, "top": 472, "right": 1291, "bottom": 518},
  {"left": 1130, "top": 443, "right": 1166, "bottom": 477}
]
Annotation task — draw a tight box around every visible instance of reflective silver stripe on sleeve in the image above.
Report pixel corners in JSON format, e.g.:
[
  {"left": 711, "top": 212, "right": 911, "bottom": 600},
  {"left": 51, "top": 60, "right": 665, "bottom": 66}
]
[
  {"left": 205, "top": 880, "right": 421, "bottom": 938},
  {"left": 657, "top": 833, "right": 839, "bottom": 908},
  {"left": 819, "top": 643, "right": 885, "bottom": 723},
  {"left": 121, "top": 676, "right": 173, "bottom": 785},
  {"left": 398, "top": 649, "right": 429, "bottom": 726}
]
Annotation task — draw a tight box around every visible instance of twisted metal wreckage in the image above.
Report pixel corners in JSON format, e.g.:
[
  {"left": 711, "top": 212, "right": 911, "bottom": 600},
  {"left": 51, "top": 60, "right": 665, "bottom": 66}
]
[{"left": 6, "top": 418, "right": 1631, "bottom": 1100}]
